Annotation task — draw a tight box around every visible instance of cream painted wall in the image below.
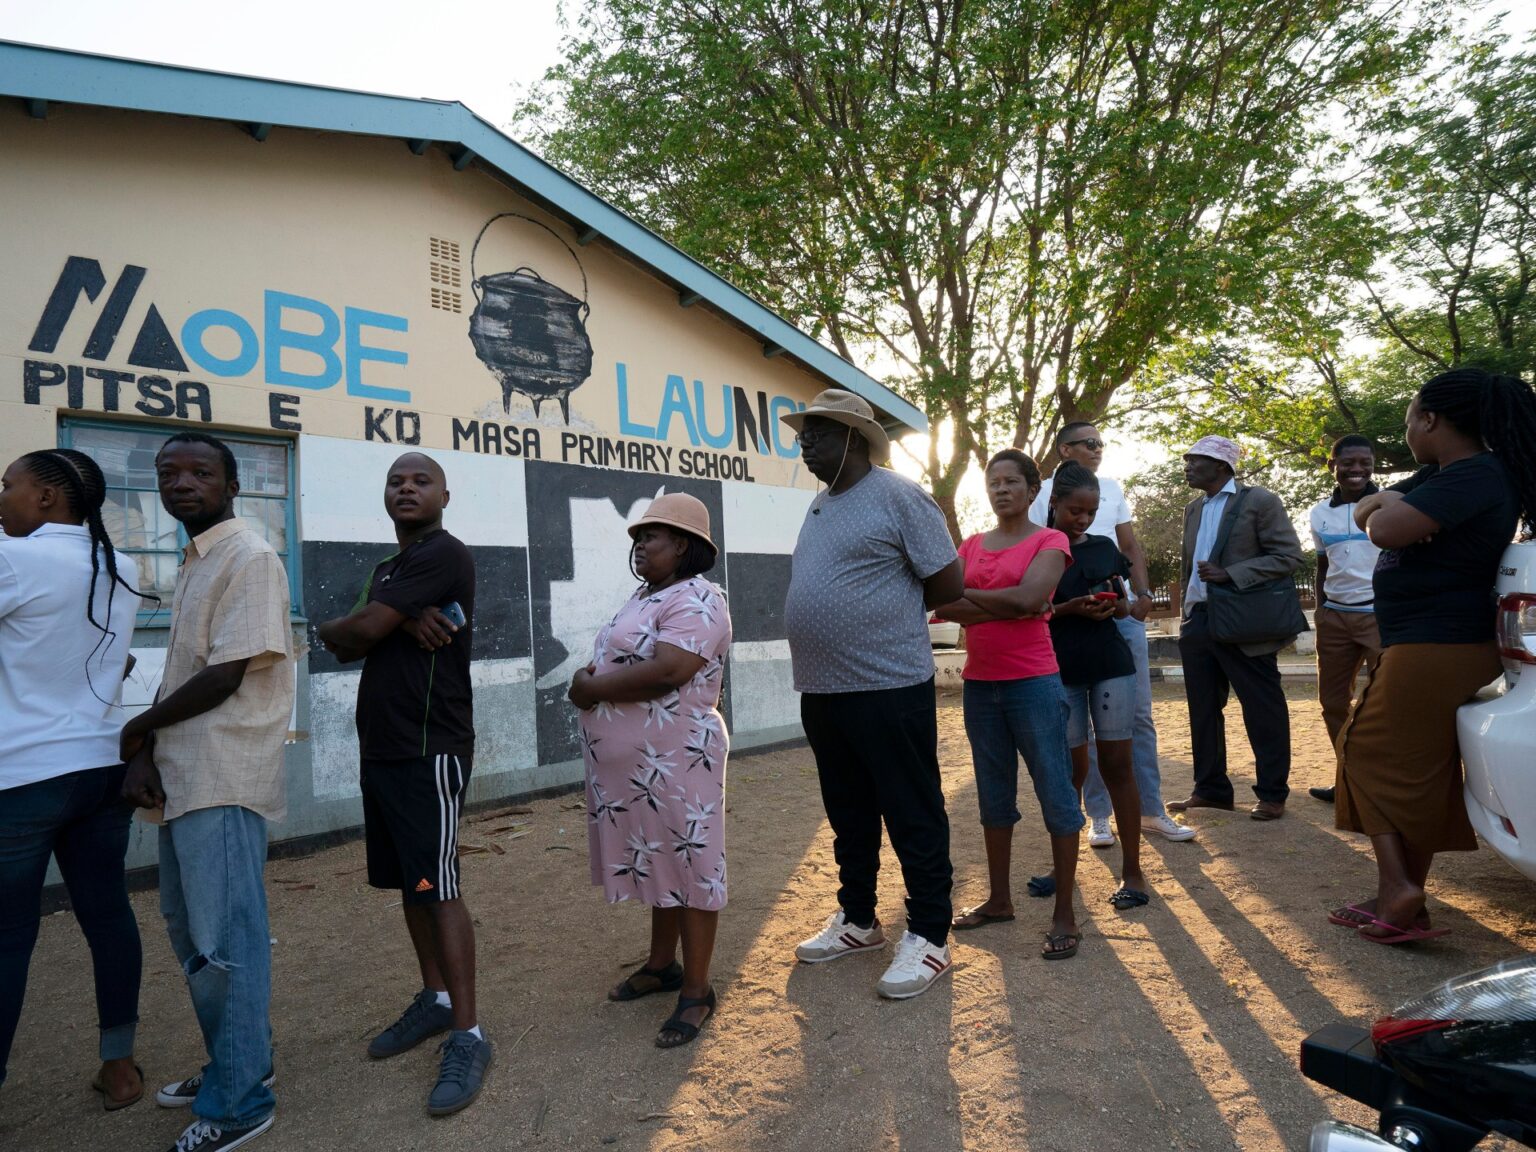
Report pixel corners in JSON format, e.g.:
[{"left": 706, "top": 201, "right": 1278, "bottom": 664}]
[{"left": 0, "top": 102, "right": 832, "bottom": 485}]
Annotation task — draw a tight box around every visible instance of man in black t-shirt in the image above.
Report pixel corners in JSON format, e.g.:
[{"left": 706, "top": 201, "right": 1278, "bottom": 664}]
[{"left": 317, "top": 452, "right": 491, "bottom": 1116}]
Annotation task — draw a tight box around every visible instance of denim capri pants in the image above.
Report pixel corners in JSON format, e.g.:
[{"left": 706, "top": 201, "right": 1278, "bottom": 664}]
[
  {"left": 1063, "top": 672, "right": 1137, "bottom": 747},
  {"left": 962, "top": 674, "right": 1083, "bottom": 836}
]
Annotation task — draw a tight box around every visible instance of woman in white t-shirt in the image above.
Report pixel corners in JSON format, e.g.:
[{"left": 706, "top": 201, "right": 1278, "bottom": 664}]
[{"left": 0, "top": 448, "right": 147, "bottom": 1108}]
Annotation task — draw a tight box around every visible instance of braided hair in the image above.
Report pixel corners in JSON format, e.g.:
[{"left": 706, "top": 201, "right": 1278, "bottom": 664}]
[
  {"left": 19, "top": 450, "right": 152, "bottom": 701},
  {"left": 1417, "top": 368, "right": 1536, "bottom": 533},
  {"left": 1047, "top": 461, "right": 1099, "bottom": 529}
]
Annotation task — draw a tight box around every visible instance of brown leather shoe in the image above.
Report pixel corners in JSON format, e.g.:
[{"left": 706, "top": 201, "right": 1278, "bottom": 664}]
[
  {"left": 1166, "top": 795, "right": 1235, "bottom": 813},
  {"left": 1250, "top": 800, "right": 1285, "bottom": 821}
]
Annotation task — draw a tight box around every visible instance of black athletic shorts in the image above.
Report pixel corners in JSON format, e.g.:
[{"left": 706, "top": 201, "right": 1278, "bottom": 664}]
[{"left": 361, "top": 754, "right": 473, "bottom": 903}]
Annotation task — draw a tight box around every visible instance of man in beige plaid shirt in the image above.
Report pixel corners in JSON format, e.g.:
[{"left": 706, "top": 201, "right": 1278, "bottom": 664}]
[{"left": 120, "top": 431, "right": 292, "bottom": 1152}]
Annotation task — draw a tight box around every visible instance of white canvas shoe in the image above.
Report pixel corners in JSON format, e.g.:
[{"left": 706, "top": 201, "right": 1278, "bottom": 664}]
[
  {"left": 1142, "top": 813, "right": 1198, "bottom": 842},
  {"left": 875, "top": 932, "right": 952, "bottom": 1000},
  {"left": 794, "top": 910, "right": 886, "bottom": 963},
  {"left": 1087, "top": 816, "right": 1116, "bottom": 848}
]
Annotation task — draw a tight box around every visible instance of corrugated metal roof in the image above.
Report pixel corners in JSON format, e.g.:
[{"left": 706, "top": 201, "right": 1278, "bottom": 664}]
[{"left": 0, "top": 39, "right": 925, "bottom": 434}]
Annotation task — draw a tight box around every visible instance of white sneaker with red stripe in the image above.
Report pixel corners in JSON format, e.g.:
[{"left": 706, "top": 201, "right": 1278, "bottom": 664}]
[
  {"left": 794, "top": 910, "right": 886, "bottom": 963},
  {"left": 876, "top": 931, "right": 952, "bottom": 1000}
]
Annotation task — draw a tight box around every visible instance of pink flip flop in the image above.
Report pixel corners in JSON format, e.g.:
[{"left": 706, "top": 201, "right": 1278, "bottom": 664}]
[
  {"left": 1328, "top": 902, "right": 1374, "bottom": 927},
  {"left": 1356, "top": 914, "right": 1452, "bottom": 946}
]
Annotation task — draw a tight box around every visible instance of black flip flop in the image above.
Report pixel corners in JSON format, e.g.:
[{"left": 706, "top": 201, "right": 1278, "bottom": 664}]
[
  {"left": 953, "top": 907, "right": 1016, "bottom": 931},
  {"left": 1026, "top": 875, "right": 1055, "bottom": 898},
  {"left": 1108, "top": 886, "right": 1150, "bottom": 910},
  {"left": 1041, "top": 932, "right": 1080, "bottom": 960},
  {"left": 610, "top": 960, "right": 684, "bottom": 1002},
  {"left": 656, "top": 987, "right": 717, "bottom": 1048}
]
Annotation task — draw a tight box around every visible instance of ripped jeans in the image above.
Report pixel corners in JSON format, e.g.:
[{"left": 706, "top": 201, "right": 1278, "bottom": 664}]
[{"left": 159, "top": 805, "right": 274, "bottom": 1129}]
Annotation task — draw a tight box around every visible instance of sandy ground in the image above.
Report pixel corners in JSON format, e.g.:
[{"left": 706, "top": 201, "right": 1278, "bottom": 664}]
[{"left": 7, "top": 684, "right": 1535, "bottom": 1152}]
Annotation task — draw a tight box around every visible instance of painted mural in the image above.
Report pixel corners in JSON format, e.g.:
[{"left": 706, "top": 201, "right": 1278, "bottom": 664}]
[
  {"left": 0, "top": 88, "right": 877, "bottom": 874},
  {"left": 467, "top": 213, "right": 593, "bottom": 421}
]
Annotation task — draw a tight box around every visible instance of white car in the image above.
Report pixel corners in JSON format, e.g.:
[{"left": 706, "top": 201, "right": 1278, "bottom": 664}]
[
  {"left": 928, "top": 614, "right": 961, "bottom": 649},
  {"left": 1456, "top": 541, "right": 1536, "bottom": 883}
]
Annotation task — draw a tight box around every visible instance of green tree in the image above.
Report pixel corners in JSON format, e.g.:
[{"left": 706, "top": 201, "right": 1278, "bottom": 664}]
[
  {"left": 525, "top": 0, "right": 1439, "bottom": 536},
  {"left": 1128, "top": 44, "right": 1536, "bottom": 478}
]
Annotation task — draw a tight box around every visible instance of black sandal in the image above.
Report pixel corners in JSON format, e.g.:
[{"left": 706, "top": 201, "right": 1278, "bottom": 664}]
[
  {"left": 609, "top": 960, "right": 684, "bottom": 1002},
  {"left": 655, "top": 987, "right": 717, "bottom": 1049},
  {"left": 1041, "top": 932, "right": 1080, "bottom": 960},
  {"left": 1108, "top": 886, "right": 1150, "bottom": 910}
]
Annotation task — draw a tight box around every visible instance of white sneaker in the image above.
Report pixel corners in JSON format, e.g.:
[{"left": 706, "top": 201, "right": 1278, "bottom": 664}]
[
  {"left": 875, "top": 932, "right": 952, "bottom": 1000},
  {"left": 795, "top": 910, "right": 886, "bottom": 963},
  {"left": 1087, "top": 816, "right": 1116, "bottom": 848},
  {"left": 1142, "top": 812, "right": 1198, "bottom": 842}
]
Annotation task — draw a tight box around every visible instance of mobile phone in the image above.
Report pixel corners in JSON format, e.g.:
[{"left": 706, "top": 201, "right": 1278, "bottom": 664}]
[
  {"left": 1091, "top": 591, "right": 1119, "bottom": 601},
  {"left": 440, "top": 601, "right": 466, "bottom": 628}
]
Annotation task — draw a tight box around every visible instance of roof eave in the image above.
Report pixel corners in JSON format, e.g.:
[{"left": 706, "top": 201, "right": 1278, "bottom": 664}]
[{"left": 0, "top": 40, "right": 927, "bottom": 435}]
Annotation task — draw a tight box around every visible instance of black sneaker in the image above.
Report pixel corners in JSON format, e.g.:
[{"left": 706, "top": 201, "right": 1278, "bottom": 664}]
[
  {"left": 156, "top": 1070, "right": 275, "bottom": 1108},
  {"left": 427, "top": 1029, "right": 493, "bottom": 1116},
  {"left": 164, "top": 1116, "right": 273, "bottom": 1152},
  {"left": 368, "top": 989, "right": 454, "bottom": 1059}
]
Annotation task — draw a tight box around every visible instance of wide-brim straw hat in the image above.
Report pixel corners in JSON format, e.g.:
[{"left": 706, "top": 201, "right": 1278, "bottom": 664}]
[
  {"left": 627, "top": 492, "right": 717, "bottom": 556},
  {"left": 780, "top": 388, "right": 892, "bottom": 463}
]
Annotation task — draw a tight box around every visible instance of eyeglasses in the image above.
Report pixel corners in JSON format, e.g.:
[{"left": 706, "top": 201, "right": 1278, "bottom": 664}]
[
  {"left": 795, "top": 427, "right": 849, "bottom": 448},
  {"left": 1063, "top": 437, "right": 1105, "bottom": 451}
]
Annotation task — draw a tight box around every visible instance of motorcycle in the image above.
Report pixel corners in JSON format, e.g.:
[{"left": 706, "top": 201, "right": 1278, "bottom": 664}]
[{"left": 1300, "top": 955, "right": 1536, "bottom": 1150}]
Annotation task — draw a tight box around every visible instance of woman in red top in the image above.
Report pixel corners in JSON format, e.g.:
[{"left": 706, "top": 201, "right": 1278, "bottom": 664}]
[{"left": 937, "top": 450, "right": 1086, "bottom": 960}]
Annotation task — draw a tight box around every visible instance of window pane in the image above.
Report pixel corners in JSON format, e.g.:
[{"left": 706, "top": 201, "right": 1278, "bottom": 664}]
[
  {"left": 236, "top": 496, "right": 289, "bottom": 554},
  {"left": 233, "top": 443, "right": 288, "bottom": 496},
  {"left": 71, "top": 426, "right": 168, "bottom": 490}
]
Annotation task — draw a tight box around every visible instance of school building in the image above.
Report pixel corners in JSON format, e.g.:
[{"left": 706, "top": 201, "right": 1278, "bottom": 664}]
[{"left": 0, "top": 42, "right": 924, "bottom": 872}]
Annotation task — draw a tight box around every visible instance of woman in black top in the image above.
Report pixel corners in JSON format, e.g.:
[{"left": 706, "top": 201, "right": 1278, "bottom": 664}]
[
  {"left": 1335, "top": 368, "right": 1536, "bottom": 943},
  {"left": 1046, "top": 464, "right": 1149, "bottom": 910}
]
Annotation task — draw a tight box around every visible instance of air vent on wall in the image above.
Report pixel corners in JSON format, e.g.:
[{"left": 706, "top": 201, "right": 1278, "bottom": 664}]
[{"left": 428, "top": 237, "right": 463, "bottom": 312}]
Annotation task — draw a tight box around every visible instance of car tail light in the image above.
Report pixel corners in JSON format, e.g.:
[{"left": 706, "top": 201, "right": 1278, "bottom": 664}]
[
  {"left": 1497, "top": 593, "right": 1536, "bottom": 676},
  {"left": 1500, "top": 814, "right": 1518, "bottom": 839}
]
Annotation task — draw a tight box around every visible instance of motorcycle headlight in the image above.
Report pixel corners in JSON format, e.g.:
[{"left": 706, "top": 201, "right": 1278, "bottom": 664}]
[{"left": 1371, "top": 955, "right": 1536, "bottom": 1049}]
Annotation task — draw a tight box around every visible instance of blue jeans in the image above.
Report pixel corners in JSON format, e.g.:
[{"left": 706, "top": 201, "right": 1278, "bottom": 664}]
[
  {"left": 963, "top": 675, "right": 1083, "bottom": 836},
  {"left": 0, "top": 765, "right": 140, "bottom": 1087},
  {"left": 1083, "top": 617, "right": 1166, "bottom": 820},
  {"left": 159, "top": 805, "right": 274, "bottom": 1128}
]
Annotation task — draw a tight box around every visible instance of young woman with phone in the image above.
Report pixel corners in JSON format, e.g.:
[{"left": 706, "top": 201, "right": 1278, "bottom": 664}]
[{"left": 1046, "top": 463, "right": 1151, "bottom": 911}]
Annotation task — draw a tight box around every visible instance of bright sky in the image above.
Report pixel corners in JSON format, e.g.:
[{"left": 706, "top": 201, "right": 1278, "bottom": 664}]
[{"left": 5, "top": 0, "right": 1530, "bottom": 530}]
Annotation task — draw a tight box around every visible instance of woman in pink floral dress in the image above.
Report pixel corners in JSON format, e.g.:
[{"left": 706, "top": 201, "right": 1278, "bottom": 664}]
[{"left": 568, "top": 493, "right": 732, "bottom": 1048}]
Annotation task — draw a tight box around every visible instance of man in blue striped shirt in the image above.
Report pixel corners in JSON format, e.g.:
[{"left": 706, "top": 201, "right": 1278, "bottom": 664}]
[{"left": 1307, "top": 435, "right": 1381, "bottom": 803}]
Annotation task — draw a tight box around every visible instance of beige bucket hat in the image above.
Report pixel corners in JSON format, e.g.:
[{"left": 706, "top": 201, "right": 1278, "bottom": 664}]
[
  {"left": 780, "top": 388, "right": 892, "bottom": 463},
  {"left": 627, "top": 492, "right": 717, "bottom": 556}
]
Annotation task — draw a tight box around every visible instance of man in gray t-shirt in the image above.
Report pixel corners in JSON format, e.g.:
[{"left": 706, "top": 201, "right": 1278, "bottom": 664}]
[{"left": 780, "top": 390, "right": 963, "bottom": 1002}]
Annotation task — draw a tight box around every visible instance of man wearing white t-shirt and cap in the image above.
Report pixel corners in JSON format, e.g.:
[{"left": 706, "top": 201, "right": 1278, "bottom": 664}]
[{"left": 1029, "top": 421, "right": 1196, "bottom": 846}]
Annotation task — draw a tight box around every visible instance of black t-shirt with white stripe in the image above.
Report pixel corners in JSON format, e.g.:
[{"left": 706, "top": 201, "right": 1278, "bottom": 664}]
[{"left": 356, "top": 528, "right": 476, "bottom": 760}]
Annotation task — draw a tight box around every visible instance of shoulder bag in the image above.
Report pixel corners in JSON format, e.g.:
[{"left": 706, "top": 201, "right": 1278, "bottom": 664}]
[{"left": 1205, "top": 489, "right": 1310, "bottom": 645}]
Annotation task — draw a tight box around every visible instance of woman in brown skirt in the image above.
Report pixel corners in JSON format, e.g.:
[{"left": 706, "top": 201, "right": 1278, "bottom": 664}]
[{"left": 1335, "top": 368, "right": 1536, "bottom": 943}]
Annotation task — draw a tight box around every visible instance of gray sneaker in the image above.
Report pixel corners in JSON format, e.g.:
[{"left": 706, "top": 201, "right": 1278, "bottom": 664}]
[
  {"left": 368, "top": 990, "right": 454, "bottom": 1059},
  {"left": 427, "top": 1030, "right": 493, "bottom": 1116}
]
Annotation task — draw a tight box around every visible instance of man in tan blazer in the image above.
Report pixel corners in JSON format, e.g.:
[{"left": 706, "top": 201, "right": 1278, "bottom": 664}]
[{"left": 1167, "top": 436, "right": 1304, "bottom": 821}]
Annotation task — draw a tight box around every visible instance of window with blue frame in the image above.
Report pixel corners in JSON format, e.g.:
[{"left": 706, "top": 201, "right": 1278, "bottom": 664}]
[{"left": 60, "top": 420, "right": 301, "bottom": 622}]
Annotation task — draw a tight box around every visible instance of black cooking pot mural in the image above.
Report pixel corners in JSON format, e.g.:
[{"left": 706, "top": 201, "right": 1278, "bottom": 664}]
[{"left": 468, "top": 212, "right": 593, "bottom": 421}]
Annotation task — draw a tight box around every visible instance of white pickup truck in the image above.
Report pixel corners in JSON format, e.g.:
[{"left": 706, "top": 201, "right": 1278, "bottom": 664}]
[{"left": 1456, "top": 542, "right": 1536, "bottom": 883}]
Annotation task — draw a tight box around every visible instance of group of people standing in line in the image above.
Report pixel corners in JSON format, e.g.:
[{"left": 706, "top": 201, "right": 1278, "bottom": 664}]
[{"left": 3, "top": 366, "right": 1534, "bottom": 1150}]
